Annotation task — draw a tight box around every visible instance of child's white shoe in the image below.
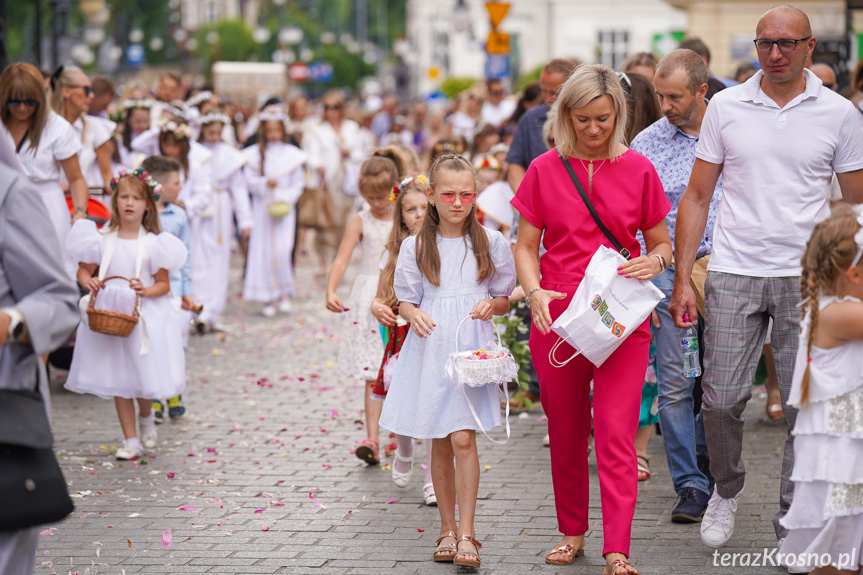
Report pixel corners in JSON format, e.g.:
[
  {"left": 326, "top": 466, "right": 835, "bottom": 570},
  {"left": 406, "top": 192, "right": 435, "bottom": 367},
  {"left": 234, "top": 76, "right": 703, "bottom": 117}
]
[
  {"left": 277, "top": 298, "right": 292, "bottom": 313},
  {"left": 139, "top": 413, "right": 157, "bottom": 449},
  {"left": 262, "top": 305, "right": 276, "bottom": 318},
  {"left": 116, "top": 439, "right": 144, "bottom": 461},
  {"left": 391, "top": 452, "right": 414, "bottom": 488}
]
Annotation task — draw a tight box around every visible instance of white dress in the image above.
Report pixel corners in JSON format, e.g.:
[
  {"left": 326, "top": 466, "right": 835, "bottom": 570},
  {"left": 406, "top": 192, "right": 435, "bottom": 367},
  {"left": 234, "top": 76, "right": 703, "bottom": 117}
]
[
  {"left": 379, "top": 229, "right": 516, "bottom": 438},
  {"left": 6, "top": 112, "right": 81, "bottom": 273},
  {"left": 64, "top": 220, "right": 188, "bottom": 400},
  {"left": 780, "top": 295, "right": 863, "bottom": 572},
  {"left": 242, "top": 141, "right": 306, "bottom": 302},
  {"left": 66, "top": 115, "right": 116, "bottom": 189},
  {"left": 337, "top": 208, "right": 393, "bottom": 381},
  {"left": 192, "top": 141, "right": 252, "bottom": 324}
]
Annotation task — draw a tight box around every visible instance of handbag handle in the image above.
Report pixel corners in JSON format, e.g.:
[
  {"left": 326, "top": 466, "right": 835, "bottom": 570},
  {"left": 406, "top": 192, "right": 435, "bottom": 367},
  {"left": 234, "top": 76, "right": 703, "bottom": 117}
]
[
  {"left": 557, "top": 149, "right": 631, "bottom": 260},
  {"left": 548, "top": 337, "right": 581, "bottom": 368},
  {"left": 454, "top": 315, "right": 503, "bottom": 353}
]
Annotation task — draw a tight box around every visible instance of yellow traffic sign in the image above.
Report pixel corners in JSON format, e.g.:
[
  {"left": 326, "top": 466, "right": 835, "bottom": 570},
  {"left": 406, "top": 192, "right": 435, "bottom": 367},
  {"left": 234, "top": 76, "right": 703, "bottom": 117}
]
[
  {"left": 486, "top": 31, "right": 511, "bottom": 55},
  {"left": 485, "top": 2, "right": 510, "bottom": 29}
]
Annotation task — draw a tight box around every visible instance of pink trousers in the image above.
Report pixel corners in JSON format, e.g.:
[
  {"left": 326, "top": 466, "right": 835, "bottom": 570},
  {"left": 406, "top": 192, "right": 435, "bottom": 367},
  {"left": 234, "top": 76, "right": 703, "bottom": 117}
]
[{"left": 531, "top": 281, "right": 650, "bottom": 557}]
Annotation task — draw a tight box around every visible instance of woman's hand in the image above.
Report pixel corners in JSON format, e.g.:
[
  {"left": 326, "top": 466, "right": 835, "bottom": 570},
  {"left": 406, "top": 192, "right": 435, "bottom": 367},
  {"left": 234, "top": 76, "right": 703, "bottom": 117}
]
[
  {"left": 371, "top": 300, "right": 398, "bottom": 327},
  {"left": 529, "top": 289, "right": 567, "bottom": 334},
  {"left": 409, "top": 309, "right": 435, "bottom": 338},
  {"left": 618, "top": 255, "right": 661, "bottom": 281},
  {"left": 130, "top": 278, "right": 148, "bottom": 297},
  {"left": 181, "top": 296, "right": 195, "bottom": 311},
  {"left": 83, "top": 277, "right": 104, "bottom": 293},
  {"left": 267, "top": 179, "right": 278, "bottom": 188},
  {"left": 469, "top": 298, "right": 494, "bottom": 322},
  {"left": 326, "top": 291, "right": 345, "bottom": 313}
]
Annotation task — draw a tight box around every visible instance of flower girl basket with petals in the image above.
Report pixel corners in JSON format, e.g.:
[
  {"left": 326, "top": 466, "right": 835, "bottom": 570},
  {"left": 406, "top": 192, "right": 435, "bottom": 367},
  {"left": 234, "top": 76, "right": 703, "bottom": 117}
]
[{"left": 445, "top": 315, "right": 518, "bottom": 444}]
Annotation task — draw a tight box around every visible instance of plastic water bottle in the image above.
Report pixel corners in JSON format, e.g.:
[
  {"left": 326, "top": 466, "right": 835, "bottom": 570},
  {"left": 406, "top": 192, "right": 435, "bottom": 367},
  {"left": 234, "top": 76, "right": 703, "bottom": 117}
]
[{"left": 681, "top": 313, "right": 702, "bottom": 377}]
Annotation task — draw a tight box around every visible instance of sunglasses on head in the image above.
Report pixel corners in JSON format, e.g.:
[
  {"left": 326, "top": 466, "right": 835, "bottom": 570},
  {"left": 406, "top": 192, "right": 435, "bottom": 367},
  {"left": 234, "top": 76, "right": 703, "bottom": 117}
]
[
  {"left": 7, "top": 99, "right": 38, "bottom": 108},
  {"left": 439, "top": 191, "right": 477, "bottom": 205}
]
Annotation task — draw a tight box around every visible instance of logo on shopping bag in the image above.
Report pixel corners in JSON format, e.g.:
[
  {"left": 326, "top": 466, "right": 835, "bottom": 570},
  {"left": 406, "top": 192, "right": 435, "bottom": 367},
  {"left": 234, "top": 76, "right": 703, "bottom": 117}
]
[{"left": 592, "top": 294, "right": 627, "bottom": 338}]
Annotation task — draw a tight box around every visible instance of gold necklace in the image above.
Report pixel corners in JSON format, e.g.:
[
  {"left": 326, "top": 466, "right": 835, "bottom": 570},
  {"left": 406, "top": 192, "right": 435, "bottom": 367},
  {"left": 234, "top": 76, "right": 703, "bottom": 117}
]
[{"left": 577, "top": 157, "right": 607, "bottom": 195}]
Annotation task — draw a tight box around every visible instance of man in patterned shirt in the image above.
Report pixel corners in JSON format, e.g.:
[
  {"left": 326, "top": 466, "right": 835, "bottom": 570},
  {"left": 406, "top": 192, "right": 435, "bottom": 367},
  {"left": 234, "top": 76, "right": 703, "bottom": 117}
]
[{"left": 630, "top": 48, "right": 722, "bottom": 524}]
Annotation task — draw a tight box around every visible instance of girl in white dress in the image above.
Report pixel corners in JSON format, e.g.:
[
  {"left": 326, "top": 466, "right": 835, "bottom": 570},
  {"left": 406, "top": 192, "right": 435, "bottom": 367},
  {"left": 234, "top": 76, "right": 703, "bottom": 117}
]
[
  {"left": 118, "top": 98, "right": 153, "bottom": 168},
  {"left": 65, "top": 168, "right": 187, "bottom": 461},
  {"left": 0, "top": 63, "right": 89, "bottom": 276},
  {"left": 242, "top": 107, "right": 307, "bottom": 316},
  {"left": 780, "top": 205, "right": 863, "bottom": 574},
  {"left": 326, "top": 148, "right": 403, "bottom": 464},
  {"left": 378, "top": 155, "right": 516, "bottom": 569},
  {"left": 194, "top": 112, "right": 253, "bottom": 332}
]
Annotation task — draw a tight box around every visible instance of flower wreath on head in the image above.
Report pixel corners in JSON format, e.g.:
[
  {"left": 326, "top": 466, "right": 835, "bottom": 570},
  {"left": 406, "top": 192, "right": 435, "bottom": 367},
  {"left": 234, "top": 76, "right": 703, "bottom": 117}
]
[
  {"left": 473, "top": 155, "right": 501, "bottom": 172},
  {"left": 185, "top": 91, "right": 213, "bottom": 109},
  {"left": 110, "top": 167, "right": 162, "bottom": 201},
  {"left": 158, "top": 117, "right": 195, "bottom": 140},
  {"left": 123, "top": 98, "right": 155, "bottom": 111},
  {"left": 198, "top": 112, "right": 231, "bottom": 127},
  {"left": 390, "top": 174, "right": 429, "bottom": 204}
]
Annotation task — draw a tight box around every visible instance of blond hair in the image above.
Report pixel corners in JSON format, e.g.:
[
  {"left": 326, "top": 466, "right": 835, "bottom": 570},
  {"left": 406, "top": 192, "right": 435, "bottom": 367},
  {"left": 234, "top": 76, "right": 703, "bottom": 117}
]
[
  {"left": 553, "top": 64, "right": 627, "bottom": 160},
  {"left": 380, "top": 178, "right": 430, "bottom": 307},
  {"left": 798, "top": 205, "right": 861, "bottom": 404}
]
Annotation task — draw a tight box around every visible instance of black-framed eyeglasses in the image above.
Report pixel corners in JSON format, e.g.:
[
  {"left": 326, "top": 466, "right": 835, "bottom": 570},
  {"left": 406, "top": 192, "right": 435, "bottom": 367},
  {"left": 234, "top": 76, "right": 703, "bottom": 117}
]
[
  {"left": 7, "top": 99, "right": 38, "bottom": 108},
  {"left": 753, "top": 37, "right": 811, "bottom": 52},
  {"left": 67, "top": 85, "right": 95, "bottom": 96}
]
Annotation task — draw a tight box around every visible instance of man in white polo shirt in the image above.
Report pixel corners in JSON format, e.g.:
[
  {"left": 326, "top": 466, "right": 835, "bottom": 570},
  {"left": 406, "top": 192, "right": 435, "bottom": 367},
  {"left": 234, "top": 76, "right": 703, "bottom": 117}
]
[{"left": 669, "top": 4, "right": 863, "bottom": 549}]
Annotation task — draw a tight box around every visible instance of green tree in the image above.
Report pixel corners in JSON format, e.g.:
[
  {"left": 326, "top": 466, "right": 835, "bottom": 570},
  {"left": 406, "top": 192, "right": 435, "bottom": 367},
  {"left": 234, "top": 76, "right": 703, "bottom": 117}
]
[
  {"left": 195, "top": 19, "right": 258, "bottom": 79},
  {"left": 440, "top": 77, "right": 477, "bottom": 100}
]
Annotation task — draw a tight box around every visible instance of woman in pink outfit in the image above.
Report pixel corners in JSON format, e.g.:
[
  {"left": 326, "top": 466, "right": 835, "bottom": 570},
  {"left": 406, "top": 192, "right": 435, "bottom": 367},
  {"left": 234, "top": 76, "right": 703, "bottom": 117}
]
[{"left": 512, "top": 64, "right": 672, "bottom": 575}]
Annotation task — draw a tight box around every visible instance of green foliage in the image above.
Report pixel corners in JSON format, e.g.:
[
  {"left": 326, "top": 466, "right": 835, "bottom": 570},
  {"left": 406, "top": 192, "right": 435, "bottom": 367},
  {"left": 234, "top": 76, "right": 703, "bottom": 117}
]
[
  {"left": 439, "top": 77, "right": 477, "bottom": 100},
  {"left": 516, "top": 63, "right": 544, "bottom": 92},
  {"left": 195, "top": 19, "right": 258, "bottom": 78},
  {"left": 493, "top": 305, "right": 534, "bottom": 406}
]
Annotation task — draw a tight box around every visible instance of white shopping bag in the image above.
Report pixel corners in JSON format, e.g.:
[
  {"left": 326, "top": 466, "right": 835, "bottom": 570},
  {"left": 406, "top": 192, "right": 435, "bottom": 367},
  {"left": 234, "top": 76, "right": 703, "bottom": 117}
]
[{"left": 549, "top": 245, "right": 664, "bottom": 368}]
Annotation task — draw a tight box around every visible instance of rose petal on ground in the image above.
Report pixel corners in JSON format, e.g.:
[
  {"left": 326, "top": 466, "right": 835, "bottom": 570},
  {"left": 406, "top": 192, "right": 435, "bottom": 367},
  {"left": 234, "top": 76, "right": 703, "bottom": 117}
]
[
  {"left": 178, "top": 506, "right": 195, "bottom": 511},
  {"left": 161, "top": 529, "right": 172, "bottom": 548},
  {"left": 385, "top": 498, "right": 395, "bottom": 504}
]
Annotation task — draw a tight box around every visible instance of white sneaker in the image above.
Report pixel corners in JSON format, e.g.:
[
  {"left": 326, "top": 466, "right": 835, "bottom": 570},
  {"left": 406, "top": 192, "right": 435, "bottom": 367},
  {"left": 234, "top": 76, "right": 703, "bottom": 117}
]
[
  {"left": 277, "top": 299, "right": 292, "bottom": 313},
  {"left": 700, "top": 488, "right": 741, "bottom": 548},
  {"left": 262, "top": 305, "right": 276, "bottom": 318},
  {"left": 116, "top": 441, "right": 144, "bottom": 461}
]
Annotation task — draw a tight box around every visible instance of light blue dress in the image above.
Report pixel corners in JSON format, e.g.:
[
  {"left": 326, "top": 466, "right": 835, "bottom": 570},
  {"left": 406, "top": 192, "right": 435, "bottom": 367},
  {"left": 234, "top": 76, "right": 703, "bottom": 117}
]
[{"left": 379, "top": 228, "right": 516, "bottom": 439}]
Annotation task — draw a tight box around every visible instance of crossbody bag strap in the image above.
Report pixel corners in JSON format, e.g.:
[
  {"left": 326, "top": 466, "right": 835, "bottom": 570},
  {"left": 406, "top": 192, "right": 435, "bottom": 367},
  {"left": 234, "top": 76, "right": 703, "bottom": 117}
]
[
  {"left": 557, "top": 149, "right": 631, "bottom": 260},
  {"left": 97, "top": 231, "right": 117, "bottom": 280}
]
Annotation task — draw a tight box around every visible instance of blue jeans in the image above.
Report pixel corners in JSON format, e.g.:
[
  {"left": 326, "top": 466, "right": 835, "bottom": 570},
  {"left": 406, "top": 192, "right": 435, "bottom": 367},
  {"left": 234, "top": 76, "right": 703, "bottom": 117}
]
[{"left": 651, "top": 267, "right": 709, "bottom": 496}]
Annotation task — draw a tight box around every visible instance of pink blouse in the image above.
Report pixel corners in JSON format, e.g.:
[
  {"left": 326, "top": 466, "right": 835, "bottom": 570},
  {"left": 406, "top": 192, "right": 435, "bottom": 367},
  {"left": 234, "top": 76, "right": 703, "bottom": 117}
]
[{"left": 511, "top": 148, "right": 670, "bottom": 286}]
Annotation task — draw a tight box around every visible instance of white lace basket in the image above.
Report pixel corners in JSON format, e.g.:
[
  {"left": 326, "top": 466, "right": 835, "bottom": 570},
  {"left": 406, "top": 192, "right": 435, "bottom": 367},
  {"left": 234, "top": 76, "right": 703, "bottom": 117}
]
[
  {"left": 448, "top": 316, "right": 519, "bottom": 388},
  {"left": 445, "top": 316, "right": 518, "bottom": 445}
]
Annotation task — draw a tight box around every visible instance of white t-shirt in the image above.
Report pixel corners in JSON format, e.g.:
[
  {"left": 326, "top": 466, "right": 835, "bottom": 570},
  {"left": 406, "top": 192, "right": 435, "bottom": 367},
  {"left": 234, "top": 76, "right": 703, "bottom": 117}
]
[
  {"left": 696, "top": 69, "right": 863, "bottom": 277},
  {"left": 69, "top": 115, "right": 116, "bottom": 188},
  {"left": 481, "top": 99, "right": 516, "bottom": 128},
  {"left": 15, "top": 111, "right": 82, "bottom": 188}
]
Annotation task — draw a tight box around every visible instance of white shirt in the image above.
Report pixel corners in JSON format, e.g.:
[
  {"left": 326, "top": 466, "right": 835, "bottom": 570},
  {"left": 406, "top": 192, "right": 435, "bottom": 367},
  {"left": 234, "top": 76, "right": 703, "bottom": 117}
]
[
  {"left": 303, "top": 119, "right": 364, "bottom": 189},
  {"left": 68, "top": 115, "right": 116, "bottom": 189},
  {"left": 13, "top": 111, "right": 81, "bottom": 189},
  {"left": 449, "top": 111, "right": 477, "bottom": 143},
  {"left": 696, "top": 69, "right": 863, "bottom": 277},
  {"left": 481, "top": 98, "right": 516, "bottom": 128}
]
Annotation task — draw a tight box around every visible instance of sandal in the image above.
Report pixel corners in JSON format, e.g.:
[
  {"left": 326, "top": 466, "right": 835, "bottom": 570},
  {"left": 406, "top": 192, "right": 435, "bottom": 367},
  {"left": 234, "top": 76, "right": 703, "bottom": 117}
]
[
  {"left": 391, "top": 451, "right": 413, "bottom": 488},
  {"left": 384, "top": 441, "right": 398, "bottom": 457},
  {"left": 545, "top": 543, "right": 585, "bottom": 565},
  {"left": 607, "top": 558, "right": 639, "bottom": 575},
  {"left": 433, "top": 530, "right": 457, "bottom": 562},
  {"left": 423, "top": 483, "right": 437, "bottom": 506},
  {"left": 766, "top": 393, "right": 785, "bottom": 422},
  {"left": 355, "top": 438, "right": 380, "bottom": 465},
  {"left": 453, "top": 535, "right": 482, "bottom": 568},
  {"left": 637, "top": 455, "right": 651, "bottom": 481}
]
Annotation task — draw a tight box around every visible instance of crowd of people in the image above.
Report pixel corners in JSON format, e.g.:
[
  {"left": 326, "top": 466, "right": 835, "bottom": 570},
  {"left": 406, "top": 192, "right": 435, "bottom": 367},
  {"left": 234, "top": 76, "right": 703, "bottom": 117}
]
[{"left": 3, "top": 3, "right": 863, "bottom": 575}]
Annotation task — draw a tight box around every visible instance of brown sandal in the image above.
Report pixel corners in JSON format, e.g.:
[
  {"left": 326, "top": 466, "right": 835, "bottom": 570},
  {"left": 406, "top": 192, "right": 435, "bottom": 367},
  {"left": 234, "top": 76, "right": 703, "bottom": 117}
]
[
  {"left": 545, "top": 543, "right": 585, "bottom": 565},
  {"left": 453, "top": 535, "right": 482, "bottom": 568},
  {"left": 433, "top": 530, "right": 457, "bottom": 562}
]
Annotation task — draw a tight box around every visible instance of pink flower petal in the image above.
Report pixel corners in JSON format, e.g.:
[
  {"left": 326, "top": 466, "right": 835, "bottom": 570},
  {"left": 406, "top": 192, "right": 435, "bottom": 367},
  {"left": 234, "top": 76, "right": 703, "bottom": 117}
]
[
  {"left": 261, "top": 524, "right": 269, "bottom": 531},
  {"left": 254, "top": 509, "right": 264, "bottom": 514},
  {"left": 161, "top": 528, "right": 173, "bottom": 548},
  {"left": 178, "top": 506, "right": 195, "bottom": 511},
  {"left": 385, "top": 498, "right": 396, "bottom": 504}
]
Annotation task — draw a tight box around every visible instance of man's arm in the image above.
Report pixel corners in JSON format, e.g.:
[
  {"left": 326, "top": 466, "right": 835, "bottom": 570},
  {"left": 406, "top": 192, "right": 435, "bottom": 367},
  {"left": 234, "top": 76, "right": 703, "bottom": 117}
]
[
  {"left": 507, "top": 163, "right": 526, "bottom": 194},
  {"left": 836, "top": 168, "right": 863, "bottom": 204},
  {"left": 668, "top": 158, "right": 722, "bottom": 328}
]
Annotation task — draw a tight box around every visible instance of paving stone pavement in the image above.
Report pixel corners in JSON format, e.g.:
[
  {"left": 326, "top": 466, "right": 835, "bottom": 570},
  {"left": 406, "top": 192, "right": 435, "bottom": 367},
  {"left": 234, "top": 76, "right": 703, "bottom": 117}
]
[{"left": 39, "top": 251, "right": 790, "bottom": 575}]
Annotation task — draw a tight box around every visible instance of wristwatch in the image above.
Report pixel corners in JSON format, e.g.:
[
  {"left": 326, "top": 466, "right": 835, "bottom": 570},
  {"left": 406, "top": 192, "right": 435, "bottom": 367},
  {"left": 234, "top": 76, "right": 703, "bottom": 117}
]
[
  {"left": 651, "top": 254, "right": 667, "bottom": 273},
  {"left": 1, "top": 308, "right": 25, "bottom": 343}
]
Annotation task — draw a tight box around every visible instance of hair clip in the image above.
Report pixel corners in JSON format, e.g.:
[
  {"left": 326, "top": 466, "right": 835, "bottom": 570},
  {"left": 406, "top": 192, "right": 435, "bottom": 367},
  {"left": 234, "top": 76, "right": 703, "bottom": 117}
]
[
  {"left": 110, "top": 167, "right": 162, "bottom": 200},
  {"left": 389, "top": 185, "right": 399, "bottom": 204}
]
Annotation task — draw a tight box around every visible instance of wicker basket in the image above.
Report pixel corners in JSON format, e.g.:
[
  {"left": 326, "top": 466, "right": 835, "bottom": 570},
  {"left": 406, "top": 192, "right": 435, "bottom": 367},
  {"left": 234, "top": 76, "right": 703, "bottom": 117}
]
[{"left": 87, "top": 276, "right": 140, "bottom": 337}]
